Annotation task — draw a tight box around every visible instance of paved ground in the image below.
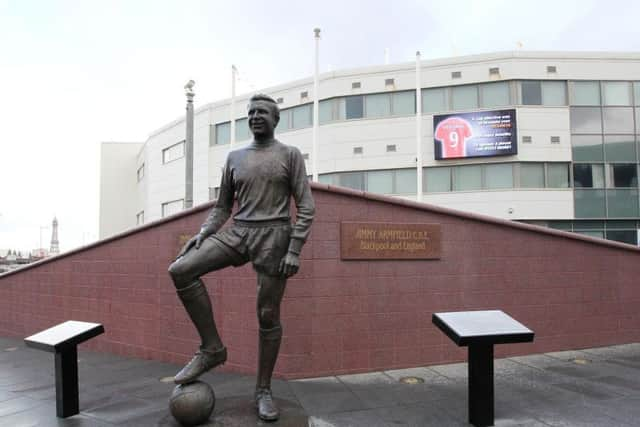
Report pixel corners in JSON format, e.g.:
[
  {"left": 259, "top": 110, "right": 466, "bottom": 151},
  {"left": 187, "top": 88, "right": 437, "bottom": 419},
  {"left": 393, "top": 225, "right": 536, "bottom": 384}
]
[{"left": 1, "top": 336, "right": 640, "bottom": 426}]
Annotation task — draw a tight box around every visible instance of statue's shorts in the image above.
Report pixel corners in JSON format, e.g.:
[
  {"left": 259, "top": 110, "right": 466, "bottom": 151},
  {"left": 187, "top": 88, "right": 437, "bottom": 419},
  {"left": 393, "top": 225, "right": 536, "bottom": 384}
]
[{"left": 210, "top": 219, "right": 292, "bottom": 276}]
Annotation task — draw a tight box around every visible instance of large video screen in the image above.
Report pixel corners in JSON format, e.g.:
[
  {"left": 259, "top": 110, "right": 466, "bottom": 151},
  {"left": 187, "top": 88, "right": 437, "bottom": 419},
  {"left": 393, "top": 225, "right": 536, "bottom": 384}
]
[{"left": 433, "top": 109, "right": 517, "bottom": 160}]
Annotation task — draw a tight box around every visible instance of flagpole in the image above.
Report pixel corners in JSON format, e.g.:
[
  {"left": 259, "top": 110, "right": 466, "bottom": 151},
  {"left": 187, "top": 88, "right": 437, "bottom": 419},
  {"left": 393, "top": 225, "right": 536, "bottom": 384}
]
[
  {"left": 312, "top": 28, "right": 321, "bottom": 182},
  {"left": 416, "top": 51, "right": 423, "bottom": 202}
]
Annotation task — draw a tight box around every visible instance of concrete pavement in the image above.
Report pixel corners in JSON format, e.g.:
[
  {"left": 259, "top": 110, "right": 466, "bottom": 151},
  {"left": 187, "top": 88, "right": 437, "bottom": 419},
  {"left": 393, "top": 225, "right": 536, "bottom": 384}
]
[{"left": 1, "top": 336, "right": 639, "bottom": 426}]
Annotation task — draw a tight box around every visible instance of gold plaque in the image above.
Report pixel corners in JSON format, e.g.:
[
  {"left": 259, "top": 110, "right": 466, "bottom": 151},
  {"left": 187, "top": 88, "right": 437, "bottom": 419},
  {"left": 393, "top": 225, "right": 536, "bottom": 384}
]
[{"left": 340, "top": 222, "right": 441, "bottom": 260}]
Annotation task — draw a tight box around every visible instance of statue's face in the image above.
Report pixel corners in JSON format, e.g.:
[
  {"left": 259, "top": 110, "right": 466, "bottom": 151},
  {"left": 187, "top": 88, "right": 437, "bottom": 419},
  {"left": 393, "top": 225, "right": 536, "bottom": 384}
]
[{"left": 248, "top": 100, "right": 278, "bottom": 138}]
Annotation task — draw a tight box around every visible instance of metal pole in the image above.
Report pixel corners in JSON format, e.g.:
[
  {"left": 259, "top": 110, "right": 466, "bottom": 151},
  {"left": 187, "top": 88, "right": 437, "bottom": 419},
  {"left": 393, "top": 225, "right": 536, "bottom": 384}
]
[
  {"left": 312, "top": 28, "right": 321, "bottom": 182},
  {"left": 185, "top": 81, "right": 195, "bottom": 209},
  {"left": 230, "top": 65, "right": 237, "bottom": 151},
  {"left": 416, "top": 51, "right": 423, "bottom": 202}
]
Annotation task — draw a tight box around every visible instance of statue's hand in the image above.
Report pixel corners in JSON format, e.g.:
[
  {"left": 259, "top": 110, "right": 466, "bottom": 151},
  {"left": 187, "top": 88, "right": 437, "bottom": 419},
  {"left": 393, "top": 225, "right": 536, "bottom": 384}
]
[
  {"left": 177, "top": 235, "right": 199, "bottom": 258},
  {"left": 195, "top": 232, "right": 208, "bottom": 249},
  {"left": 278, "top": 252, "right": 300, "bottom": 278}
]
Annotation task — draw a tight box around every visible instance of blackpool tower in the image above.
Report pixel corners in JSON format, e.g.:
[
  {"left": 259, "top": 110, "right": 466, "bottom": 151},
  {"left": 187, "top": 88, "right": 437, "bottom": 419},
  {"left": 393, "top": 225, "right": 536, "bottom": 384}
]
[{"left": 50, "top": 217, "right": 60, "bottom": 255}]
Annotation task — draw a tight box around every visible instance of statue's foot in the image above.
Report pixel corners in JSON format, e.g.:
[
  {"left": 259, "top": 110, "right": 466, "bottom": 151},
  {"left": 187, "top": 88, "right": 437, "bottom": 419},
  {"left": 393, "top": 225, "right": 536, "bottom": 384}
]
[
  {"left": 255, "top": 388, "right": 279, "bottom": 421},
  {"left": 174, "top": 346, "right": 227, "bottom": 384}
]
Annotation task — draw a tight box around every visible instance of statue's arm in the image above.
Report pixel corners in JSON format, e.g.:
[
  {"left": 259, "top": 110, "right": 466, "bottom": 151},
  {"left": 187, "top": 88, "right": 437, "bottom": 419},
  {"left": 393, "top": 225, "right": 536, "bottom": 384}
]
[
  {"left": 199, "top": 162, "right": 234, "bottom": 239},
  {"left": 177, "top": 162, "right": 234, "bottom": 257},
  {"left": 287, "top": 147, "right": 315, "bottom": 256},
  {"left": 278, "top": 147, "right": 314, "bottom": 277}
]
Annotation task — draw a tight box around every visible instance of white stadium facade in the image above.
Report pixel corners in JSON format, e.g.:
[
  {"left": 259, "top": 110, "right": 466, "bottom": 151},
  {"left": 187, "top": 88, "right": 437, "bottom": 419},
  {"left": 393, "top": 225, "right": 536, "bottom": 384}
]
[{"left": 99, "top": 51, "right": 640, "bottom": 246}]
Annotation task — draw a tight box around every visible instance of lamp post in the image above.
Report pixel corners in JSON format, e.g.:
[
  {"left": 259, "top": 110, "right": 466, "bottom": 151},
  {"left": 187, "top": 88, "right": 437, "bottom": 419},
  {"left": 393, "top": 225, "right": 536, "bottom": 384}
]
[
  {"left": 415, "top": 51, "right": 423, "bottom": 202},
  {"left": 312, "top": 28, "right": 321, "bottom": 182},
  {"left": 184, "top": 80, "right": 195, "bottom": 209}
]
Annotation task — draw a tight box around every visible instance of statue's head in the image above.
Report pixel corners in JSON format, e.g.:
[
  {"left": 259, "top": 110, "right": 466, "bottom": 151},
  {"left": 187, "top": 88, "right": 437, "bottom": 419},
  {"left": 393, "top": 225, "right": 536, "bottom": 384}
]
[{"left": 248, "top": 94, "right": 280, "bottom": 139}]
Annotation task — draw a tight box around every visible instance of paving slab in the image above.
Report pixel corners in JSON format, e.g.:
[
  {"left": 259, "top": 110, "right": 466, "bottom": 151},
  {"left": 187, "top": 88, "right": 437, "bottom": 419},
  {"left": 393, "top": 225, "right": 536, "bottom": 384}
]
[{"left": 1, "top": 336, "right": 639, "bottom": 426}]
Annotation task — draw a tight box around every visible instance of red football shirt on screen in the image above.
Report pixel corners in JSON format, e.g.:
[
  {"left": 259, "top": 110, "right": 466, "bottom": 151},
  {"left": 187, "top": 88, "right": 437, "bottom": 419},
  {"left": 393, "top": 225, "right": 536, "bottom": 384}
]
[{"left": 435, "top": 117, "right": 473, "bottom": 159}]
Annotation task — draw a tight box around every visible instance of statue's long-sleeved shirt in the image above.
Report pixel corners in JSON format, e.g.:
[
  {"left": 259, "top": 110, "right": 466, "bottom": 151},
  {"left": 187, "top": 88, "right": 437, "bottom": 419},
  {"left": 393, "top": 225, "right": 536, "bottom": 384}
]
[{"left": 200, "top": 139, "right": 314, "bottom": 254}]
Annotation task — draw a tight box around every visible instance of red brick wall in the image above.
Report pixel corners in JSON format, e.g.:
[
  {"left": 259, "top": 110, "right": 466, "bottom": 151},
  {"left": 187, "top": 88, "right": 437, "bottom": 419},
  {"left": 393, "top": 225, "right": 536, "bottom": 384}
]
[{"left": 1, "top": 184, "right": 639, "bottom": 379}]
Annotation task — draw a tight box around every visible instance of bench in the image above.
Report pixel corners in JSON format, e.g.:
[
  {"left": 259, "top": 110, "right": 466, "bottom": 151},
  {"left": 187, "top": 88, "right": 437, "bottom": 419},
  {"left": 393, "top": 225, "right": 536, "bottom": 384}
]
[
  {"left": 24, "top": 321, "right": 105, "bottom": 418},
  {"left": 432, "top": 310, "right": 534, "bottom": 427}
]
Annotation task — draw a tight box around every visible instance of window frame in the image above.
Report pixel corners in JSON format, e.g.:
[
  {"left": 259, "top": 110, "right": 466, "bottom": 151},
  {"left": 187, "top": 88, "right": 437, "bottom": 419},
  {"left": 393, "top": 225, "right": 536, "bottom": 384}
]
[{"left": 162, "top": 141, "right": 185, "bottom": 164}]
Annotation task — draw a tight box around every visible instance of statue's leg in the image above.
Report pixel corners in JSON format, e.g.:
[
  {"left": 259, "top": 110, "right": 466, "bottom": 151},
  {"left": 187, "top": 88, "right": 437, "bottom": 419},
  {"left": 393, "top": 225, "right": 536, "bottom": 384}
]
[
  {"left": 168, "top": 237, "right": 241, "bottom": 384},
  {"left": 254, "top": 272, "right": 287, "bottom": 421}
]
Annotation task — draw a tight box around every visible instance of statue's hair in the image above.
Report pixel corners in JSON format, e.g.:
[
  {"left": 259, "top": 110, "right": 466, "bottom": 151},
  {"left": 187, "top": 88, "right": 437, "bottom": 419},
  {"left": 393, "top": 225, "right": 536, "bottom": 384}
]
[{"left": 249, "top": 93, "right": 280, "bottom": 121}]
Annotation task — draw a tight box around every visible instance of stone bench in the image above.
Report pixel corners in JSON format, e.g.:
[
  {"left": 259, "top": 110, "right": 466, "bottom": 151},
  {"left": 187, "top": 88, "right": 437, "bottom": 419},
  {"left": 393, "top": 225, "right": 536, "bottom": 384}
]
[
  {"left": 25, "top": 321, "right": 104, "bottom": 418},
  {"left": 432, "top": 310, "right": 534, "bottom": 427}
]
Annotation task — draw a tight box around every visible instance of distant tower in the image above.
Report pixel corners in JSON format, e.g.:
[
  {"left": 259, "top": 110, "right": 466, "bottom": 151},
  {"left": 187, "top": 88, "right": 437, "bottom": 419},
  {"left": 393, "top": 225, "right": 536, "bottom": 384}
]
[{"left": 50, "top": 217, "right": 60, "bottom": 255}]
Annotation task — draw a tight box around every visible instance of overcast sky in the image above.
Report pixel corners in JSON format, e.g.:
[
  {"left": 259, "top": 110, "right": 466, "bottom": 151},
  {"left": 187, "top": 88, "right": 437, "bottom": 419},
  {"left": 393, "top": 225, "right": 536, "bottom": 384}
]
[{"left": 1, "top": 0, "right": 639, "bottom": 253}]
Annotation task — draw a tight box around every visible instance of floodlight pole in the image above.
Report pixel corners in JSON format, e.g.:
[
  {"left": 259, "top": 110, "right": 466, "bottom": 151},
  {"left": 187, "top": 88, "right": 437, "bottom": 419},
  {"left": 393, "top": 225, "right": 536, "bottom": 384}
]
[
  {"left": 416, "top": 51, "right": 423, "bottom": 202},
  {"left": 185, "top": 82, "right": 195, "bottom": 209},
  {"left": 312, "top": 28, "right": 321, "bottom": 182}
]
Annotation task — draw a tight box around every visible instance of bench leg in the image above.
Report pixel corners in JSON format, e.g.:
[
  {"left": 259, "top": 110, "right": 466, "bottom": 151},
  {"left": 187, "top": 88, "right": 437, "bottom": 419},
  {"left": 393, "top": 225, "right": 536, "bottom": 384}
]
[
  {"left": 468, "top": 344, "right": 494, "bottom": 427},
  {"left": 55, "top": 346, "right": 79, "bottom": 418}
]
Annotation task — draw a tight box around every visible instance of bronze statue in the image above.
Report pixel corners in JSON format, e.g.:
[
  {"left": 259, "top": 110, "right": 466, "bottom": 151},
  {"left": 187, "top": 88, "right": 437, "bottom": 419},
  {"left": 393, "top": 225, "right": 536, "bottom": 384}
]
[{"left": 168, "top": 94, "right": 315, "bottom": 421}]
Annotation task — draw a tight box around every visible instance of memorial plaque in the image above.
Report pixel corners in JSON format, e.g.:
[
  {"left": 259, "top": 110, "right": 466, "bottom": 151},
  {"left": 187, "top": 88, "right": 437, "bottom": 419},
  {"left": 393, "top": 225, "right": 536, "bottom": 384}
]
[{"left": 341, "top": 222, "right": 441, "bottom": 260}]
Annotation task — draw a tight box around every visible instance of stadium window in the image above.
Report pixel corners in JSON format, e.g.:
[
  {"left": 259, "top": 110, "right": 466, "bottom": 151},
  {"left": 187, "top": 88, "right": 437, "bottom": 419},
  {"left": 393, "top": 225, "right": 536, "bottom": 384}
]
[
  {"left": 542, "top": 81, "right": 567, "bottom": 106},
  {"left": 162, "top": 141, "right": 185, "bottom": 164},
  {"left": 451, "top": 85, "right": 478, "bottom": 110},
  {"left": 484, "top": 163, "right": 514, "bottom": 189},
  {"left": 422, "top": 88, "right": 448, "bottom": 113},
  {"left": 604, "top": 135, "right": 636, "bottom": 162},
  {"left": 546, "top": 163, "right": 570, "bottom": 188},
  {"left": 215, "top": 122, "right": 230, "bottom": 145},
  {"left": 319, "top": 99, "right": 333, "bottom": 124},
  {"left": 394, "top": 169, "right": 417, "bottom": 194},
  {"left": 570, "top": 81, "right": 601, "bottom": 106},
  {"left": 605, "top": 228, "right": 637, "bottom": 245},
  {"left": 235, "top": 118, "right": 250, "bottom": 141},
  {"left": 339, "top": 172, "right": 365, "bottom": 190},
  {"left": 424, "top": 167, "right": 452, "bottom": 193},
  {"left": 602, "top": 81, "right": 632, "bottom": 106},
  {"left": 279, "top": 109, "right": 291, "bottom": 131},
  {"left": 161, "top": 199, "right": 184, "bottom": 217},
  {"left": 519, "top": 163, "right": 545, "bottom": 188},
  {"left": 606, "top": 164, "right": 638, "bottom": 188},
  {"left": 480, "top": 82, "right": 510, "bottom": 107},
  {"left": 292, "top": 104, "right": 312, "bottom": 129},
  {"left": 574, "top": 189, "right": 606, "bottom": 218},
  {"left": 318, "top": 174, "right": 334, "bottom": 185},
  {"left": 345, "top": 96, "right": 364, "bottom": 119},
  {"left": 607, "top": 189, "right": 639, "bottom": 217},
  {"left": 570, "top": 107, "right": 602, "bottom": 134},
  {"left": 365, "top": 93, "right": 391, "bottom": 118},
  {"left": 136, "top": 211, "right": 144, "bottom": 225},
  {"left": 521, "top": 81, "right": 542, "bottom": 105},
  {"left": 573, "top": 164, "right": 605, "bottom": 188},
  {"left": 453, "top": 165, "right": 482, "bottom": 191},
  {"left": 136, "top": 163, "right": 145, "bottom": 182},
  {"left": 602, "top": 107, "right": 634, "bottom": 133},
  {"left": 571, "top": 134, "right": 604, "bottom": 162},
  {"left": 392, "top": 91, "right": 416, "bottom": 116},
  {"left": 366, "top": 170, "right": 393, "bottom": 194}
]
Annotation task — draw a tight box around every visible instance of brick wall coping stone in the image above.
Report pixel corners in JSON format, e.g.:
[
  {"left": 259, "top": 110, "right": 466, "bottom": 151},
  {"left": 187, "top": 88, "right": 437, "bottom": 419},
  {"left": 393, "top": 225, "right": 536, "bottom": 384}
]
[{"left": 2, "top": 182, "right": 637, "bottom": 280}]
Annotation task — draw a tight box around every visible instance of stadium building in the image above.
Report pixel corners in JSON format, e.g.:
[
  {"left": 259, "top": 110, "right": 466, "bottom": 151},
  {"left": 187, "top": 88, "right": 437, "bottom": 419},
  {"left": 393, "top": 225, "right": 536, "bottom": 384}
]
[{"left": 100, "top": 51, "right": 640, "bottom": 246}]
